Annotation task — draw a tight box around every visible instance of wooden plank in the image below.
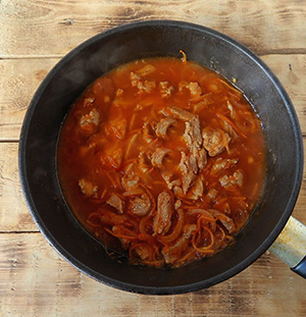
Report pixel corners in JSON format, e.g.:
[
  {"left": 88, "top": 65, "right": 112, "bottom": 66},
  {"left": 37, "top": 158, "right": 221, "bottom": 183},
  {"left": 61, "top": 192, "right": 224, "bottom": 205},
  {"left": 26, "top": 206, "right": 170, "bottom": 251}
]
[
  {"left": 0, "top": 0, "right": 306, "bottom": 57},
  {"left": 1, "top": 142, "right": 306, "bottom": 233},
  {"left": 1, "top": 54, "right": 306, "bottom": 141},
  {"left": 0, "top": 233, "right": 305, "bottom": 317},
  {"left": 0, "top": 58, "right": 58, "bottom": 141}
]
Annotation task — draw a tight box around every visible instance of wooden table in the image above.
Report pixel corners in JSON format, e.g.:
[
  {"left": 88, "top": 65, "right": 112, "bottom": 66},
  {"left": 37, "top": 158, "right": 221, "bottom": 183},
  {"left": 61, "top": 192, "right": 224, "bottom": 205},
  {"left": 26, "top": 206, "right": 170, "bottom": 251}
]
[{"left": 1, "top": 1, "right": 305, "bottom": 316}]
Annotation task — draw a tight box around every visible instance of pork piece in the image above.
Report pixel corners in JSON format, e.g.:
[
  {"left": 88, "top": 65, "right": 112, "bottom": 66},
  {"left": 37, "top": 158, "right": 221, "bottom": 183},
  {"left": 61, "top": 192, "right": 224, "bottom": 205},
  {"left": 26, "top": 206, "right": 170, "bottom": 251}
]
[
  {"left": 151, "top": 148, "right": 170, "bottom": 168},
  {"left": 129, "top": 193, "right": 151, "bottom": 217},
  {"left": 183, "top": 116, "right": 202, "bottom": 148},
  {"left": 106, "top": 193, "right": 125, "bottom": 214},
  {"left": 211, "top": 158, "right": 238, "bottom": 175},
  {"left": 121, "top": 163, "right": 140, "bottom": 190},
  {"left": 162, "top": 106, "right": 194, "bottom": 121},
  {"left": 133, "top": 244, "right": 151, "bottom": 260},
  {"left": 80, "top": 108, "right": 100, "bottom": 133},
  {"left": 206, "top": 188, "right": 218, "bottom": 201},
  {"left": 155, "top": 117, "right": 176, "bottom": 138},
  {"left": 159, "top": 81, "right": 174, "bottom": 98},
  {"left": 162, "top": 224, "right": 196, "bottom": 264},
  {"left": 78, "top": 179, "right": 98, "bottom": 197},
  {"left": 161, "top": 171, "right": 181, "bottom": 190},
  {"left": 135, "top": 64, "right": 156, "bottom": 77},
  {"left": 202, "top": 127, "right": 231, "bottom": 157},
  {"left": 179, "top": 81, "right": 202, "bottom": 96},
  {"left": 130, "top": 72, "right": 156, "bottom": 93},
  {"left": 143, "top": 122, "right": 156, "bottom": 144},
  {"left": 174, "top": 200, "right": 182, "bottom": 210},
  {"left": 178, "top": 152, "right": 196, "bottom": 194},
  {"left": 138, "top": 152, "right": 151, "bottom": 173},
  {"left": 188, "top": 176, "right": 204, "bottom": 200},
  {"left": 153, "top": 192, "right": 173, "bottom": 235},
  {"left": 219, "top": 170, "right": 244, "bottom": 188},
  {"left": 209, "top": 209, "right": 236, "bottom": 233},
  {"left": 82, "top": 97, "right": 95, "bottom": 107}
]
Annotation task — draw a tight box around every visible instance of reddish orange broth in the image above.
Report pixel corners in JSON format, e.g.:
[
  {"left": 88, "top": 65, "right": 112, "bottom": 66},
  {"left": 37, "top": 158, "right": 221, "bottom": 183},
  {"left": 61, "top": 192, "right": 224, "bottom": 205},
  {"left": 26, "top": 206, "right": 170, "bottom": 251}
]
[{"left": 58, "top": 57, "right": 265, "bottom": 268}]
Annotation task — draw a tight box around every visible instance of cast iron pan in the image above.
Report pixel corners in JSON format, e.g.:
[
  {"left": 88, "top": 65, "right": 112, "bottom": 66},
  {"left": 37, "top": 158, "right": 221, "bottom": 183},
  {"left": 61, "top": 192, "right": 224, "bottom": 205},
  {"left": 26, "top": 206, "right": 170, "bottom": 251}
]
[{"left": 19, "top": 20, "right": 304, "bottom": 294}]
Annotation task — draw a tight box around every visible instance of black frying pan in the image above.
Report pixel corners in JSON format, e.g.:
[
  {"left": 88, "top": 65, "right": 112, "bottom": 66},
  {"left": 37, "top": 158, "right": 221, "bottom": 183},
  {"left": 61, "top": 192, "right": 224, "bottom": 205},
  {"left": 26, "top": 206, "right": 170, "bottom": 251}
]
[{"left": 19, "top": 21, "right": 305, "bottom": 294}]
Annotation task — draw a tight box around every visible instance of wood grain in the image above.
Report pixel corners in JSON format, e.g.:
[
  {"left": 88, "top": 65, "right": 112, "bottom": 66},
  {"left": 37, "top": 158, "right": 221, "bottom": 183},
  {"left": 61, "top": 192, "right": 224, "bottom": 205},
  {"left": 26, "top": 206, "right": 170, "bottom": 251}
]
[
  {"left": 1, "top": 54, "right": 306, "bottom": 141},
  {"left": 0, "top": 0, "right": 306, "bottom": 57},
  {"left": 0, "top": 233, "right": 305, "bottom": 317}
]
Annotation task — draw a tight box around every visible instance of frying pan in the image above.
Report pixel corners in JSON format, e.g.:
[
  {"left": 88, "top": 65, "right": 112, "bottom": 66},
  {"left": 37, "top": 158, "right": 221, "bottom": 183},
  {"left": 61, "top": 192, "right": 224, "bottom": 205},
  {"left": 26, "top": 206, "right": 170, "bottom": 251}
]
[{"left": 19, "top": 20, "right": 306, "bottom": 294}]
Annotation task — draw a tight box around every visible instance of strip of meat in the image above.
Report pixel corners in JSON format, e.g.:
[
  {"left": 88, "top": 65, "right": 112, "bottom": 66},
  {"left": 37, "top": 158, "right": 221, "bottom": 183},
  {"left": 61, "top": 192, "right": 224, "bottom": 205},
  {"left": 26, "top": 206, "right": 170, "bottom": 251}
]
[
  {"left": 179, "top": 81, "right": 202, "bottom": 96},
  {"left": 211, "top": 158, "right": 238, "bottom": 175},
  {"left": 219, "top": 170, "right": 244, "bottom": 188},
  {"left": 159, "top": 81, "right": 174, "bottom": 98},
  {"left": 106, "top": 193, "right": 125, "bottom": 214},
  {"left": 208, "top": 209, "right": 236, "bottom": 233},
  {"left": 162, "top": 106, "right": 194, "bottom": 121},
  {"left": 155, "top": 117, "right": 176, "bottom": 138},
  {"left": 151, "top": 148, "right": 170, "bottom": 168},
  {"left": 78, "top": 179, "right": 98, "bottom": 197},
  {"left": 129, "top": 194, "right": 151, "bottom": 217},
  {"left": 202, "top": 127, "right": 231, "bottom": 157},
  {"left": 188, "top": 176, "right": 204, "bottom": 200},
  {"left": 183, "top": 116, "right": 202, "bottom": 148},
  {"left": 153, "top": 192, "right": 173, "bottom": 235}
]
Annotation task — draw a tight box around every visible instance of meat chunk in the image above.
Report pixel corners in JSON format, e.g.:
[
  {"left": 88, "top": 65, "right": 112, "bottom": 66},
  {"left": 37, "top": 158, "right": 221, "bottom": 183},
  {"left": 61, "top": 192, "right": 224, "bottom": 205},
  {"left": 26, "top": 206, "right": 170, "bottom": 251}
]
[
  {"left": 206, "top": 188, "right": 218, "bottom": 201},
  {"left": 159, "top": 81, "right": 174, "bottom": 98},
  {"left": 106, "top": 193, "right": 125, "bottom": 214},
  {"left": 188, "top": 176, "right": 204, "bottom": 200},
  {"left": 135, "top": 64, "right": 156, "bottom": 77},
  {"left": 202, "top": 127, "right": 231, "bottom": 157},
  {"left": 162, "top": 224, "right": 196, "bottom": 264},
  {"left": 219, "top": 170, "right": 244, "bottom": 188},
  {"left": 78, "top": 179, "right": 98, "bottom": 197},
  {"left": 130, "top": 72, "right": 156, "bottom": 93},
  {"left": 129, "top": 193, "right": 151, "bottom": 217},
  {"left": 138, "top": 152, "right": 151, "bottom": 173},
  {"left": 179, "top": 81, "right": 202, "bottom": 96},
  {"left": 161, "top": 171, "right": 181, "bottom": 190},
  {"left": 211, "top": 158, "right": 238, "bottom": 175},
  {"left": 178, "top": 152, "right": 196, "bottom": 194},
  {"left": 80, "top": 109, "right": 100, "bottom": 134},
  {"left": 153, "top": 192, "right": 173, "bottom": 235},
  {"left": 162, "top": 106, "right": 194, "bottom": 121},
  {"left": 209, "top": 209, "right": 236, "bottom": 233},
  {"left": 174, "top": 200, "right": 182, "bottom": 210},
  {"left": 183, "top": 116, "right": 202, "bottom": 149},
  {"left": 181, "top": 172, "right": 196, "bottom": 195},
  {"left": 155, "top": 117, "right": 176, "bottom": 138},
  {"left": 151, "top": 148, "right": 170, "bottom": 168}
]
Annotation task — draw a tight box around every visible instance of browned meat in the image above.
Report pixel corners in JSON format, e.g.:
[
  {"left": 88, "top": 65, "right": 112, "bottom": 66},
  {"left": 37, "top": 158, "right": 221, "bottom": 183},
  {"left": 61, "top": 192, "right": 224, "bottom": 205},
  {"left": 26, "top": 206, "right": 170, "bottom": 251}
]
[
  {"left": 133, "top": 244, "right": 151, "bottom": 260},
  {"left": 130, "top": 72, "right": 156, "bottom": 93},
  {"left": 155, "top": 117, "right": 176, "bottom": 138},
  {"left": 211, "top": 158, "right": 238, "bottom": 175},
  {"left": 162, "top": 224, "right": 196, "bottom": 264},
  {"left": 135, "top": 64, "right": 156, "bottom": 77},
  {"left": 153, "top": 192, "right": 173, "bottom": 235},
  {"left": 188, "top": 176, "right": 204, "bottom": 200},
  {"left": 106, "top": 193, "right": 125, "bottom": 214},
  {"left": 219, "top": 170, "right": 244, "bottom": 188},
  {"left": 78, "top": 179, "right": 98, "bottom": 197},
  {"left": 208, "top": 209, "right": 236, "bottom": 233},
  {"left": 183, "top": 116, "right": 202, "bottom": 149},
  {"left": 129, "top": 193, "right": 151, "bottom": 217},
  {"left": 138, "top": 152, "right": 151, "bottom": 173},
  {"left": 202, "top": 127, "right": 231, "bottom": 157},
  {"left": 194, "top": 148, "right": 207, "bottom": 170},
  {"left": 159, "top": 81, "right": 174, "bottom": 98},
  {"left": 206, "top": 188, "right": 218, "bottom": 200},
  {"left": 151, "top": 148, "right": 170, "bottom": 168},
  {"left": 161, "top": 171, "right": 181, "bottom": 190},
  {"left": 179, "top": 81, "right": 202, "bottom": 96},
  {"left": 82, "top": 97, "right": 95, "bottom": 107},
  {"left": 174, "top": 200, "right": 182, "bottom": 210},
  {"left": 181, "top": 171, "right": 196, "bottom": 195},
  {"left": 80, "top": 108, "right": 100, "bottom": 131},
  {"left": 162, "top": 106, "right": 194, "bottom": 121}
]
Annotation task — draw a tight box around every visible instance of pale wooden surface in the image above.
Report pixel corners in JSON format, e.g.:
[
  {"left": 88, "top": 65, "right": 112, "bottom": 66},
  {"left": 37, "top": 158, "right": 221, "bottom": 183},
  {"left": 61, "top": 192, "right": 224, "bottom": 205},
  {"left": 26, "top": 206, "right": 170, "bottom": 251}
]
[{"left": 0, "top": 1, "right": 305, "bottom": 316}]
